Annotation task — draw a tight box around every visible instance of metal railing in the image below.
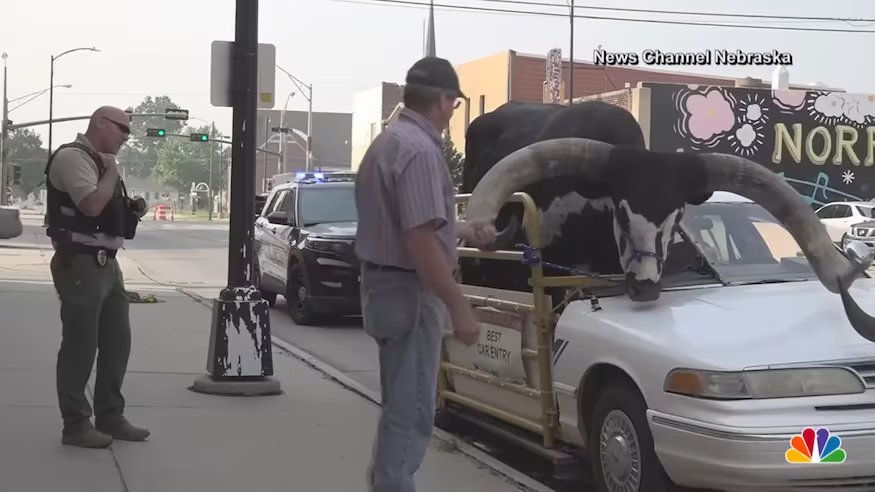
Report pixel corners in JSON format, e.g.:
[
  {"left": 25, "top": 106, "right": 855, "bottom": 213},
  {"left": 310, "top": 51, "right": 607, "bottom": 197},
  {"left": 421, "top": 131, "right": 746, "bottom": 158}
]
[{"left": 440, "top": 191, "right": 623, "bottom": 448}]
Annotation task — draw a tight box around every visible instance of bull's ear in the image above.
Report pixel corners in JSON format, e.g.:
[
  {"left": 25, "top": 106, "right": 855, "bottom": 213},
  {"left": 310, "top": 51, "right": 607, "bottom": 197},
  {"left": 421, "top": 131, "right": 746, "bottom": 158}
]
[{"left": 687, "top": 192, "right": 712, "bottom": 205}]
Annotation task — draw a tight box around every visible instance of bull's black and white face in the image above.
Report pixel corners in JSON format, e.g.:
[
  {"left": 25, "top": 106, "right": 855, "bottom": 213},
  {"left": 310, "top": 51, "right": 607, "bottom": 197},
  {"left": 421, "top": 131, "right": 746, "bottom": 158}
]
[{"left": 611, "top": 199, "right": 685, "bottom": 301}]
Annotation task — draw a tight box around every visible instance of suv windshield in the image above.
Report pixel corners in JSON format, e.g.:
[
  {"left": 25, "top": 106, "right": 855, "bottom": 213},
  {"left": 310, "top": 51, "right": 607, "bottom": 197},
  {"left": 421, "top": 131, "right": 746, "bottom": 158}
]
[
  {"left": 680, "top": 200, "right": 817, "bottom": 284},
  {"left": 858, "top": 205, "right": 875, "bottom": 218},
  {"left": 299, "top": 186, "right": 358, "bottom": 225}
]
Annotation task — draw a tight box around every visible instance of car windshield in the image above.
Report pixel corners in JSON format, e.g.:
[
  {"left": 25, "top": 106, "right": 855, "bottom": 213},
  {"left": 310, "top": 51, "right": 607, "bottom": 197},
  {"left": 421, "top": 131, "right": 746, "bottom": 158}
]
[
  {"left": 678, "top": 200, "right": 818, "bottom": 285},
  {"left": 299, "top": 186, "right": 358, "bottom": 225},
  {"left": 858, "top": 205, "right": 875, "bottom": 218}
]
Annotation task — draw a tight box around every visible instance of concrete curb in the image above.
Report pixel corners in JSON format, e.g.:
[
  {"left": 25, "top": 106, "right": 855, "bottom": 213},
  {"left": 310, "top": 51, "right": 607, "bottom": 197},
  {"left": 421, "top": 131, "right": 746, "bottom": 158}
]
[{"left": 176, "top": 288, "right": 554, "bottom": 492}]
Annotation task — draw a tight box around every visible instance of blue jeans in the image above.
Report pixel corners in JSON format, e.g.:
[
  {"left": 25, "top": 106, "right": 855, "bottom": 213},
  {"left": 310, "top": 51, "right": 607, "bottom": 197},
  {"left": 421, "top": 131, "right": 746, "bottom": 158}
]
[{"left": 360, "top": 266, "right": 447, "bottom": 492}]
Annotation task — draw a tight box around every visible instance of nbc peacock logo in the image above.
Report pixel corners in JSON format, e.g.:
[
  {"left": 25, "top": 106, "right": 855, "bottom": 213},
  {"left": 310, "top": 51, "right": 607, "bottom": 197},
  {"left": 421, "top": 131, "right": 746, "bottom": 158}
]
[{"left": 785, "top": 427, "right": 847, "bottom": 463}]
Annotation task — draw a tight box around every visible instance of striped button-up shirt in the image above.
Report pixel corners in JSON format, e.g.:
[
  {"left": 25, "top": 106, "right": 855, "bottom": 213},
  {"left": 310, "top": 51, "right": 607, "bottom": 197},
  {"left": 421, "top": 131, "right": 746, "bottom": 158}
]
[{"left": 354, "top": 107, "right": 458, "bottom": 270}]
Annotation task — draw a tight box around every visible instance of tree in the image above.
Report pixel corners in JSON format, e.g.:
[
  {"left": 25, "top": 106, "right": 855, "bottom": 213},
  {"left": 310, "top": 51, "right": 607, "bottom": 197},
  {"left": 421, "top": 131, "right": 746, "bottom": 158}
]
[
  {"left": 442, "top": 132, "right": 464, "bottom": 187},
  {"left": 118, "top": 95, "right": 185, "bottom": 178},
  {"left": 4, "top": 128, "right": 47, "bottom": 196},
  {"left": 152, "top": 124, "right": 230, "bottom": 194}
]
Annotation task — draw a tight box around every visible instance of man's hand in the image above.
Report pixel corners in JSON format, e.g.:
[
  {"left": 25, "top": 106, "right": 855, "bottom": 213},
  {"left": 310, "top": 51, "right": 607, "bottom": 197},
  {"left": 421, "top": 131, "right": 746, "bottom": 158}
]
[
  {"left": 98, "top": 153, "right": 119, "bottom": 177},
  {"left": 450, "top": 304, "right": 481, "bottom": 346},
  {"left": 457, "top": 220, "right": 497, "bottom": 248}
]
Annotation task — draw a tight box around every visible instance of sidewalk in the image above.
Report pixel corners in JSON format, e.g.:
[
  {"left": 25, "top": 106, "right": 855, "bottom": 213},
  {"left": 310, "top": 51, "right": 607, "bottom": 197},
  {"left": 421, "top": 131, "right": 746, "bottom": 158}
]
[{"left": 0, "top": 245, "right": 538, "bottom": 491}]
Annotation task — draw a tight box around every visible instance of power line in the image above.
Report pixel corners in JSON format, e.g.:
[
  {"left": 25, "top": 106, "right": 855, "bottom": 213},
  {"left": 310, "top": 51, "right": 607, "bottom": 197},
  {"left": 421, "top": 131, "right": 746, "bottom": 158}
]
[
  {"left": 340, "top": 0, "right": 875, "bottom": 33},
  {"left": 469, "top": 0, "right": 875, "bottom": 25}
]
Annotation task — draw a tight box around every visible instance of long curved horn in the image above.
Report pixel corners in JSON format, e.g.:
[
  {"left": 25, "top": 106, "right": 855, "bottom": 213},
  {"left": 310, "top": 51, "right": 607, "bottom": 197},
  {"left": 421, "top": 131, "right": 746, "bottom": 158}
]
[
  {"left": 698, "top": 153, "right": 875, "bottom": 343},
  {"left": 698, "top": 153, "right": 859, "bottom": 293},
  {"left": 465, "top": 138, "right": 614, "bottom": 244}
]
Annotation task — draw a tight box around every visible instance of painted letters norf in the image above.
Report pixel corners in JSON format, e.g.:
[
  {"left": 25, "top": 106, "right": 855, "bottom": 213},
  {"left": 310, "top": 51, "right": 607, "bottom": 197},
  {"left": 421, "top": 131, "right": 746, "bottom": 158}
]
[{"left": 645, "top": 82, "right": 875, "bottom": 208}]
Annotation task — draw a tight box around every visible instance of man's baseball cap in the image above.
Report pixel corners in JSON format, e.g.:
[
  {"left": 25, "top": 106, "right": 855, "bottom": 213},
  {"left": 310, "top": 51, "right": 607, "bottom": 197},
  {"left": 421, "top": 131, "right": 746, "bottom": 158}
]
[{"left": 405, "top": 57, "right": 466, "bottom": 99}]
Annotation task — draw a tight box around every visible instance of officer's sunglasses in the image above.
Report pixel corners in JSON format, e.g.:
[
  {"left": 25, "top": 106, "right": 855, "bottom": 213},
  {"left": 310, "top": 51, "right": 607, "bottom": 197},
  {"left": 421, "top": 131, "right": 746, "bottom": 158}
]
[{"left": 104, "top": 117, "right": 131, "bottom": 135}]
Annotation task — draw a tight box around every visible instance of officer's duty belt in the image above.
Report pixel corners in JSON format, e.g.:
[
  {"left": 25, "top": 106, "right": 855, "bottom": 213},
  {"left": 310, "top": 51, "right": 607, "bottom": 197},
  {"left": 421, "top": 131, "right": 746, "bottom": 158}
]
[{"left": 62, "top": 242, "right": 118, "bottom": 259}]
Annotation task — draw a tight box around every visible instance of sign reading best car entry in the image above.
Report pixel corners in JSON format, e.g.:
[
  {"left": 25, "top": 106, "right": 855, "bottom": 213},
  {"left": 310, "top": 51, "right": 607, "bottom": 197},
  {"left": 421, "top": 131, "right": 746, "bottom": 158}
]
[{"left": 644, "top": 82, "right": 875, "bottom": 209}]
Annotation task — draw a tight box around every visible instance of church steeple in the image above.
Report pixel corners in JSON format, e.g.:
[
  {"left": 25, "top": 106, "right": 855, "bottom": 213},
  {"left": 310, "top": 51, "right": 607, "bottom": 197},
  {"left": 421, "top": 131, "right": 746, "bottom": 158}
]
[{"left": 425, "top": 0, "right": 436, "bottom": 57}]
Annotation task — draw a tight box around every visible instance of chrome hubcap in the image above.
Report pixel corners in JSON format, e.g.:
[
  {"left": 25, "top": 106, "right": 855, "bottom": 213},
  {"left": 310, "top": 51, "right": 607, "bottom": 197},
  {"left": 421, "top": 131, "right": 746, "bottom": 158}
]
[{"left": 599, "top": 410, "right": 641, "bottom": 491}]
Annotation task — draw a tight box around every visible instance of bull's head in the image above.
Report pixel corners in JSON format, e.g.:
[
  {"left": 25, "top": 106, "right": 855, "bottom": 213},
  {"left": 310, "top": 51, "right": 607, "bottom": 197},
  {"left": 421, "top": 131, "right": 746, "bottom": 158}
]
[{"left": 463, "top": 137, "right": 875, "bottom": 342}]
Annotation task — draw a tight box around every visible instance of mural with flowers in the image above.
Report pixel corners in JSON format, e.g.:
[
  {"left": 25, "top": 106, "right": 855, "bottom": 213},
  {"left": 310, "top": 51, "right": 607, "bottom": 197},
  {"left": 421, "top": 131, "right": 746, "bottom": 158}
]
[{"left": 645, "top": 82, "right": 875, "bottom": 209}]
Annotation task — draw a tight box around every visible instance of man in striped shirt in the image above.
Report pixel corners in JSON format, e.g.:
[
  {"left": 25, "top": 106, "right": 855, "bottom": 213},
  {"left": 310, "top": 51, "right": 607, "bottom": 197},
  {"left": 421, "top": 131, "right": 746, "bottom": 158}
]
[{"left": 354, "top": 56, "right": 495, "bottom": 491}]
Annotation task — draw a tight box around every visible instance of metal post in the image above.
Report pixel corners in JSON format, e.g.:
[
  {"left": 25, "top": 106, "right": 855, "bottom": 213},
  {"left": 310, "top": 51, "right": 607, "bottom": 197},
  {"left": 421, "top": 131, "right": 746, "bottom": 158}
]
[
  {"left": 191, "top": 0, "right": 280, "bottom": 396},
  {"left": 1, "top": 53, "right": 8, "bottom": 206},
  {"left": 305, "top": 85, "right": 312, "bottom": 172},
  {"left": 48, "top": 56, "right": 54, "bottom": 155},
  {"left": 208, "top": 121, "right": 214, "bottom": 221},
  {"left": 262, "top": 117, "right": 270, "bottom": 191},
  {"left": 568, "top": 0, "right": 574, "bottom": 106}
]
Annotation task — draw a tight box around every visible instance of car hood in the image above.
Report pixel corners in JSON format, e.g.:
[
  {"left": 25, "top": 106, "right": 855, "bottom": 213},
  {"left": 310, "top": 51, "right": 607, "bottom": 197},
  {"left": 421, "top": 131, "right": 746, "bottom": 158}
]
[
  {"left": 582, "top": 279, "right": 875, "bottom": 370},
  {"left": 851, "top": 220, "right": 875, "bottom": 229},
  {"left": 303, "top": 221, "right": 357, "bottom": 239}
]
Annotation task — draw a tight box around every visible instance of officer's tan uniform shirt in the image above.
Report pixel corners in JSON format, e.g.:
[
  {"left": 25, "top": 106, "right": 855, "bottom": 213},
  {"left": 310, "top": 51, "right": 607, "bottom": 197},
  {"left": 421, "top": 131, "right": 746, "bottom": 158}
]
[{"left": 47, "top": 133, "right": 124, "bottom": 249}]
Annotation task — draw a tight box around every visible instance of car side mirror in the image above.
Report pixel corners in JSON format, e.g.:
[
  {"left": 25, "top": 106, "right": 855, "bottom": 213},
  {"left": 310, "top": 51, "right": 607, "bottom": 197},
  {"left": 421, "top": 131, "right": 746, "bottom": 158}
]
[
  {"left": 267, "top": 211, "right": 289, "bottom": 225},
  {"left": 844, "top": 240, "right": 874, "bottom": 271}
]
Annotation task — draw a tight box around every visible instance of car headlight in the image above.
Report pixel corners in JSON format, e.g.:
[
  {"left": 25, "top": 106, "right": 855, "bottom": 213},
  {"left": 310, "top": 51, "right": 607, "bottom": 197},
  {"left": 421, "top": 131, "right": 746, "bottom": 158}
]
[{"left": 664, "top": 367, "right": 865, "bottom": 400}]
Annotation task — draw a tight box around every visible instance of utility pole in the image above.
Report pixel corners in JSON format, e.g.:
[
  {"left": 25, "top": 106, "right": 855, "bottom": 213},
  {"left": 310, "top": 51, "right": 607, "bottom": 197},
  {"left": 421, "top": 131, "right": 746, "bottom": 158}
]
[
  {"left": 208, "top": 121, "right": 214, "bottom": 221},
  {"left": 262, "top": 117, "right": 269, "bottom": 191},
  {"left": 1, "top": 53, "right": 8, "bottom": 206},
  {"left": 568, "top": 0, "right": 574, "bottom": 105},
  {"left": 191, "top": 0, "right": 280, "bottom": 396},
  {"left": 305, "top": 86, "right": 312, "bottom": 171}
]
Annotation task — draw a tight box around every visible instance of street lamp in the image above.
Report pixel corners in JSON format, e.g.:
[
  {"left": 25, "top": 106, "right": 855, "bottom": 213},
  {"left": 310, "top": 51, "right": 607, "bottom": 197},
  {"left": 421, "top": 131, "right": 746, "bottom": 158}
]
[
  {"left": 275, "top": 64, "right": 313, "bottom": 172},
  {"left": 48, "top": 46, "right": 99, "bottom": 155}
]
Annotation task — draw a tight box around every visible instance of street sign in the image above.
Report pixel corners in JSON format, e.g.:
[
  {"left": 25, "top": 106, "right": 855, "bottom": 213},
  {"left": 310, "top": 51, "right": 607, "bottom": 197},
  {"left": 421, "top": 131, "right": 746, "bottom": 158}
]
[
  {"left": 210, "top": 41, "right": 276, "bottom": 109},
  {"left": 165, "top": 108, "right": 190, "bottom": 120}
]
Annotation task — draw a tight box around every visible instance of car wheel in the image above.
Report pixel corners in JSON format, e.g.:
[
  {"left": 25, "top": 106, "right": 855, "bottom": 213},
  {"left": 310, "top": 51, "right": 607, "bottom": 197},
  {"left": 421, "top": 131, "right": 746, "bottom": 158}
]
[
  {"left": 589, "top": 380, "right": 672, "bottom": 492},
  {"left": 253, "top": 259, "right": 276, "bottom": 307},
  {"left": 286, "top": 262, "right": 320, "bottom": 325}
]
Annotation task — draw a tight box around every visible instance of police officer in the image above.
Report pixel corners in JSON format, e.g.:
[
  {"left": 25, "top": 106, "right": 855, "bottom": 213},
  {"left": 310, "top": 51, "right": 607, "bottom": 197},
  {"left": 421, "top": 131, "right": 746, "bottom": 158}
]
[{"left": 45, "top": 106, "right": 149, "bottom": 448}]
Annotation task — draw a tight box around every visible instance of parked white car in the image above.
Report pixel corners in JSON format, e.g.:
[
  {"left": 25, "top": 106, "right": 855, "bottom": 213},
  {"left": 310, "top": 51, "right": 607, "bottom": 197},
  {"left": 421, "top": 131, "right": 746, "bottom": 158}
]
[
  {"left": 443, "top": 191, "right": 875, "bottom": 492},
  {"left": 815, "top": 201, "right": 875, "bottom": 243},
  {"left": 0, "top": 206, "right": 22, "bottom": 239}
]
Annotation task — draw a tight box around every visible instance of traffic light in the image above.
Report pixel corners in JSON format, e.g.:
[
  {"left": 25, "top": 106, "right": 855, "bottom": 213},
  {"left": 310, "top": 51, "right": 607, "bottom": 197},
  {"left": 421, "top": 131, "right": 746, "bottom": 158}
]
[
  {"left": 190, "top": 133, "right": 209, "bottom": 142},
  {"left": 146, "top": 128, "right": 166, "bottom": 137},
  {"left": 11, "top": 164, "right": 21, "bottom": 185}
]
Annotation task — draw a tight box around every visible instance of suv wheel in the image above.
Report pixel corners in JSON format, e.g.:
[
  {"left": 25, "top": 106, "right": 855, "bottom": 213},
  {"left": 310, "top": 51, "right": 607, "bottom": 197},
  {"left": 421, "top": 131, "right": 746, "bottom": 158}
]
[
  {"left": 589, "top": 379, "right": 672, "bottom": 492},
  {"left": 286, "top": 262, "right": 320, "bottom": 325}
]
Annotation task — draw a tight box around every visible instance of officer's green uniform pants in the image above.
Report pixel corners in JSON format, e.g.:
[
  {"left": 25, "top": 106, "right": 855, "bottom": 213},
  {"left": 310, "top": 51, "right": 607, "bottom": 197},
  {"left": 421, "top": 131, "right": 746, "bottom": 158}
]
[{"left": 50, "top": 251, "right": 131, "bottom": 433}]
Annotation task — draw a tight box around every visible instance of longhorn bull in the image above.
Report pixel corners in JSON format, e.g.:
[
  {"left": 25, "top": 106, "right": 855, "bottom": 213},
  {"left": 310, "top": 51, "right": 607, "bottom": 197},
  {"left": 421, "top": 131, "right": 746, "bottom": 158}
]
[
  {"left": 460, "top": 100, "right": 708, "bottom": 302},
  {"left": 459, "top": 100, "right": 875, "bottom": 343}
]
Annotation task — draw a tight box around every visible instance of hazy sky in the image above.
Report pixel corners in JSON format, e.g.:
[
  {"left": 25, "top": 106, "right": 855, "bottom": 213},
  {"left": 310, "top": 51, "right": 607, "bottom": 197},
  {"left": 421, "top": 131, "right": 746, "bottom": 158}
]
[{"left": 2, "top": 0, "right": 871, "bottom": 147}]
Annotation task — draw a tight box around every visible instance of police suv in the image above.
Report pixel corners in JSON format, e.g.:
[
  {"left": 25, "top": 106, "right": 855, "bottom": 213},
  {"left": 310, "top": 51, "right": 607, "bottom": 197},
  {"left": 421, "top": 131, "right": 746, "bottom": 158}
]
[{"left": 253, "top": 172, "right": 360, "bottom": 325}]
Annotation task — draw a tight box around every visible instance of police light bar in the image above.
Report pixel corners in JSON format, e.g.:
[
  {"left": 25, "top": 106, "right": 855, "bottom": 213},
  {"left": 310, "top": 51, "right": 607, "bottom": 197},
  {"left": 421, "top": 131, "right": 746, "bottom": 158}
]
[{"left": 294, "top": 171, "right": 357, "bottom": 183}]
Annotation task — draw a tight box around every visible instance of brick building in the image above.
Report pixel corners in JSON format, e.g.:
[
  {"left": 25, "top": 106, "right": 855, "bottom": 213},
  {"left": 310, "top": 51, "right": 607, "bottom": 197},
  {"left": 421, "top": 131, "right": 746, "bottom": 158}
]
[{"left": 447, "top": 49, "right": 745, "bottom": 154}]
